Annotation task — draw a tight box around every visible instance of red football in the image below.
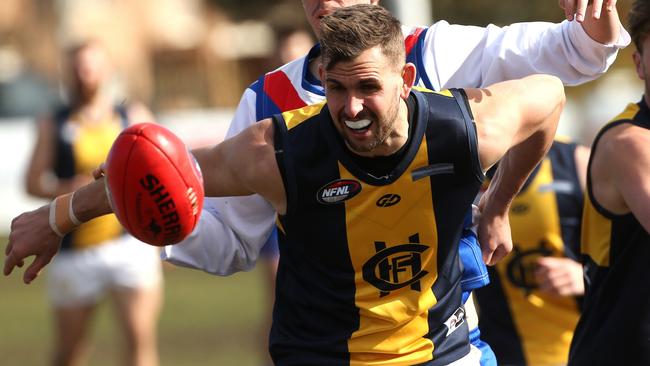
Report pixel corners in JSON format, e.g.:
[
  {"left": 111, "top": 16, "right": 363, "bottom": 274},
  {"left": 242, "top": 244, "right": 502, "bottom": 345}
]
[{"left": 105, "top": 123, "right": 204, "bottom": 246}]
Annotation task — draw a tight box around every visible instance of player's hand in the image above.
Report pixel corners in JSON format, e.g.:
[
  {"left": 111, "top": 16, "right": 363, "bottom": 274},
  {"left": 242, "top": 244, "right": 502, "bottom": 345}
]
[
  {"left": 92, "top": 163, "right": 107, "bottom": 180},
  {"left": 476, "top": 197, "right": 513, "bottom": 266},
  {"left": 535, "top": 256, "right": 585, "bottom": 297},
  {"left": 559, "top": 0, "right": 617, "bottom": 22},
  {"left": 4, "top": 204, "right": 61, "bottom": 284}
]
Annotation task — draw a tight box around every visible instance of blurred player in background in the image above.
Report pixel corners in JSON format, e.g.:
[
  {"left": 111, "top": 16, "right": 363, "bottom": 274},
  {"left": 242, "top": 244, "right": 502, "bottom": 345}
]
[
  {"left": 568, "top": 1, "right": 650, "bottom": 363},
  {"left": 24, "top": 40, "right": 162, "bottom": 366},
  {"left": 475, "top": 139, "right": 589, "bottom": 365}
]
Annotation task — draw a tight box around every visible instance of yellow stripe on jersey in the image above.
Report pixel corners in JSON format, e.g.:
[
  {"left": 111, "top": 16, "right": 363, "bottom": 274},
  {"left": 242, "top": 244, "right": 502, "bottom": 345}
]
[
  {"left": 70, "top": 114, "right": 124, "bottom": 248},
  {"left": 616, "top": 103, "right": 641, "bottom": 122},
  {"left": 579, "top": 104, "right": 639, "bottom": 266},
  {"left": 500, "top": 158, "right": 579, "bottom": 365},
  {"left": 276, "top": 215, "right": 286, "bottom": 235},
  {"left": 581, "top": 194, "right": 612, "bottom": 267},
  {"left": 413, "top": 86, "right": 453, "bottom": 98},
  {"left": 281, "top": 102, "right": 326, "bottom": 131},
  {"left": 343, "top": 139, "right": 438, "bottom": 365}
]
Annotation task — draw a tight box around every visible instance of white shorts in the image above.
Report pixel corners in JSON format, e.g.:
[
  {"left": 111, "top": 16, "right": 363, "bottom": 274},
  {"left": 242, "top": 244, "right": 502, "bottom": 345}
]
[{"left": 47, "top": 235, "right": 163, "bottom": 307}]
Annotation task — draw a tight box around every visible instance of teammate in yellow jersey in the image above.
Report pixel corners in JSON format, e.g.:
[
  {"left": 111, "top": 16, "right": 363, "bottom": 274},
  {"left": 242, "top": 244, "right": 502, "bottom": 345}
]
[
  {"left": 568, "top": 1, "right": 650, "bottom": 364},
  {"left": 24, "top": 40, "right": 162, "bottom": 366},
  {"left": 475, "top": 139, "right": 589, "bottom": 365},
  {"left": 6, "top": 6, "right": 563, "bottom": 365}
]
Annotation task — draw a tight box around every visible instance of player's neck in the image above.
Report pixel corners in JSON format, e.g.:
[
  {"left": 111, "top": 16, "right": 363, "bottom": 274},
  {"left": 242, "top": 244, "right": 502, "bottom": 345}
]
[{"left": 72, "top": 95, "right": 113, "bottom": 123}]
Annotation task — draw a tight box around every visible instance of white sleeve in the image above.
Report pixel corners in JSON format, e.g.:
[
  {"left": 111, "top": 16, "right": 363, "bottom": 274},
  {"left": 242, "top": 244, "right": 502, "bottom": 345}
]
[
  {"left": 422, "top": 19, "right": 630, "bottom": 89},
  {"left": 161, "top": 196, "right": 276, "bottom": 275},
  {"left": 161, "top": 88, "right": 278, "bottom": 275},
  {"left": 225, "top": 88, "right": 258, "bottom": 138}
]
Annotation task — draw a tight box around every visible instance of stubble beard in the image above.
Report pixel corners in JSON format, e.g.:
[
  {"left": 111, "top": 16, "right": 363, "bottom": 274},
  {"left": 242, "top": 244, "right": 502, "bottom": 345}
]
[{"left": 347, "top": 93, "right": 401, "bottom": 155}]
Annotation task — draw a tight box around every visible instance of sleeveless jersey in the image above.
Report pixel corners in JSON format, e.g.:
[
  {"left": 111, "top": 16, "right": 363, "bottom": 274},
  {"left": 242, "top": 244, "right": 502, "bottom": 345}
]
[
  {"left": 568, "top": 100, "right": 650, "bottom": 365},
  {"left": 475, "top": 141, "right": 582, "bottom": 365},
  {"left": 270, "top": 89, "right": 484, "bottom": 365},
  {"left": 54, "top": 106, "right": 128, "bottom": 250},
  {"left": 250, "top": 26, "right": 489, "bottom": 296}
]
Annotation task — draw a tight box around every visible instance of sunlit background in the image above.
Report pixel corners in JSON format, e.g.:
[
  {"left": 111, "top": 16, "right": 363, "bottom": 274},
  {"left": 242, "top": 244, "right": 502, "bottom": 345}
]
[{"left": 0, "top": 1, "right": 641, "bottom": 365}]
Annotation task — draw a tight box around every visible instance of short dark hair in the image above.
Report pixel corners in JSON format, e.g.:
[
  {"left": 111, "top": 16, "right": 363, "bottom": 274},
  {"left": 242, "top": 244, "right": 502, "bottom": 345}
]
[
  {"left": 629, "top": 0, "right": 650, "bottom": 53},
  {"left": 319, "top": 4, "right": 404, "bottom": 70}
]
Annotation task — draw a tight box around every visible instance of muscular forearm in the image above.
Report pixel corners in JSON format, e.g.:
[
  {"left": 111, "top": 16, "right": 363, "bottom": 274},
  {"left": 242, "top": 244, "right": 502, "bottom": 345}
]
[
  {"left": 484, "top": 129, "right": 554, "bottom": 213},
  {"left": 71, "top": 178, "right": 114, "bottom": 223}
]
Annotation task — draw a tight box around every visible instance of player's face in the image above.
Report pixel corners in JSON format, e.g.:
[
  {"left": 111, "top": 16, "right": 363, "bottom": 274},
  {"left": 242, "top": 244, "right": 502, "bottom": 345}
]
[
  {"left": 301, "top": 0, "right": 380, "bottom": 37},
  {"left": 322, "top": 46, "right": 414, "bottom": 156},
  {"left": 71, "top": 44, "right": 110, "bottom": 96}
]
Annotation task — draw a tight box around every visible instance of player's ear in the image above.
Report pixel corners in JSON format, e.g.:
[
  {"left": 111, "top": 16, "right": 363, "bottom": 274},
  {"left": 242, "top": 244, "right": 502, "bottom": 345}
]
[
  {"left": 318, "top": 63, "right": 325, "bottom": 85},
  {"left": 633, "top": 51, "right": 646, "bottom": 80},
  {"left": 400, "top": 62, "right": 416, "bottom": 98}
]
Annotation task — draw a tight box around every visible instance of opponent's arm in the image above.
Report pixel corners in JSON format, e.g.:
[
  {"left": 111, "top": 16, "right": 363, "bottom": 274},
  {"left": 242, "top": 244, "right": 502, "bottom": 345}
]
[
  {"left": 192, "top": 118, "right": 286, "bottom": 214},
  {"left": 421, "top": 2, "right": 628, "bottom": 89},
  {"left": 162, "top": 88, "right": 279, "bottom": 275},
  {"left": 466, "top": 74, "right": 564, "bottom": 265}
]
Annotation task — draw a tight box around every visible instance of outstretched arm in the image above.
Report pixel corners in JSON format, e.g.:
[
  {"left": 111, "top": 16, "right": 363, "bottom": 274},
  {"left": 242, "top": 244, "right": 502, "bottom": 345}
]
[
  {"left": 4, "top": 178, "right": 111, "bottom": 284},
  {"left": 4, "top": 119, "right": 283, "bottom": 283},
  {"left": 466, "top": 74, "right": 564, "bottom": 265},
  {"left": 421, "top": 1, "right": 628, "bottom": 90}
]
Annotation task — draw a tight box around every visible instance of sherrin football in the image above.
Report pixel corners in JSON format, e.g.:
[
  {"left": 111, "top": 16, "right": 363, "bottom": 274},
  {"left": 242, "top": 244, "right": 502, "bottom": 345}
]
[{"left": 105, "top": 123, "right": 204, "bottom": 246}]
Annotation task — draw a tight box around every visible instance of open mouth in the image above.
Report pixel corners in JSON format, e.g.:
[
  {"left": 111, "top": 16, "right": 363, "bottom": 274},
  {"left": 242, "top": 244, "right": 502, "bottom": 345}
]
[{"left": 344, "top": 119, "right": 372, "bottom": 132}]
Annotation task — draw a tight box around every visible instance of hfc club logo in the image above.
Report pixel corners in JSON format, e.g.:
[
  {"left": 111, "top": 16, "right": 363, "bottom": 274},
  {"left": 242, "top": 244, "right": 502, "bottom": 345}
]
[{"left": 362, "top": 233, "right": 429, "bottom": 297}]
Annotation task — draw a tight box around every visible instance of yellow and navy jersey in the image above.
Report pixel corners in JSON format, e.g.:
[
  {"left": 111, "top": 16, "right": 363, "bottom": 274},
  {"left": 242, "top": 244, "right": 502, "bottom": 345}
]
[
  {"left": 54, "top": 105, "right": 127, "bottom": 250},
  {"left": 475, "top": 141, "right": 583, "bottom": 366},
  {"left": 568, "top": 100, "right": 650, "bottom": 366},
  {"left": 270, "top": 89, "right": 484, "bottom": 365}
]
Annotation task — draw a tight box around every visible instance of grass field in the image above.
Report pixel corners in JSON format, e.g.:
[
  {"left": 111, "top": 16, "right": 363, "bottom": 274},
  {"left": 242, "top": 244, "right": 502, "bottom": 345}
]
[{"left": 0, "top": 247, "right": 272, "bottom": 366}]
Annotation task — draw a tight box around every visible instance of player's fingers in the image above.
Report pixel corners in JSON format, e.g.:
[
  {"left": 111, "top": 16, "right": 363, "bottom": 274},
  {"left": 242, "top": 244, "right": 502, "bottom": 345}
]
[
  {"left": 92, "top": 163, "right": 107, "bottom": 180},
  {"left": 3, "top": 251, "right": 18, "bottom": 276},
  {"left": 562, "top": 0, "right": 576, "bottom": 20},
  {"left": 575, "top": 0, "right": 588, "bottom": 22},
  {"left": 23, "top": 254, "right": 51, "bottom": 284},
  {"left": 488, "top": 245, "right": 508, "bottom": 266},
  {"left": 591, "top": 0, "right": 603, "bottom": 19},
  {"left": 606, "top": 0, "right": 616, "bottom": 12},
  {"left": 482, "top": 247, "right": 494, "bottom": 266}
]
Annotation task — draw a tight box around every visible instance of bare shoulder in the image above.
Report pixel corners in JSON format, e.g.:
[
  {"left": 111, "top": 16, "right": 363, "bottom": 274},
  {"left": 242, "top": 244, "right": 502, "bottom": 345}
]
[
  {"left": 591, "top": 123, "right": 650, "bottom": 214},
  {"left": 596, "top": 123, "right": 650, "bottom": 169}
]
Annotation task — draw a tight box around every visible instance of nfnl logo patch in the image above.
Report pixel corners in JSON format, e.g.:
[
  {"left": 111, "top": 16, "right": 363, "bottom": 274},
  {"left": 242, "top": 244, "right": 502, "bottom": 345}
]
[{"left": 316, "top": 179, "right": 362, "bottom": 204}]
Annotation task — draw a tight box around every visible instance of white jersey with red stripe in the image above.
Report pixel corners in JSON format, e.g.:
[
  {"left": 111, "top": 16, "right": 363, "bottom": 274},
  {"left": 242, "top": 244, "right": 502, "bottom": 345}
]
[{"left": 163, "top": 19, "right": 628, "bottom": 275}]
